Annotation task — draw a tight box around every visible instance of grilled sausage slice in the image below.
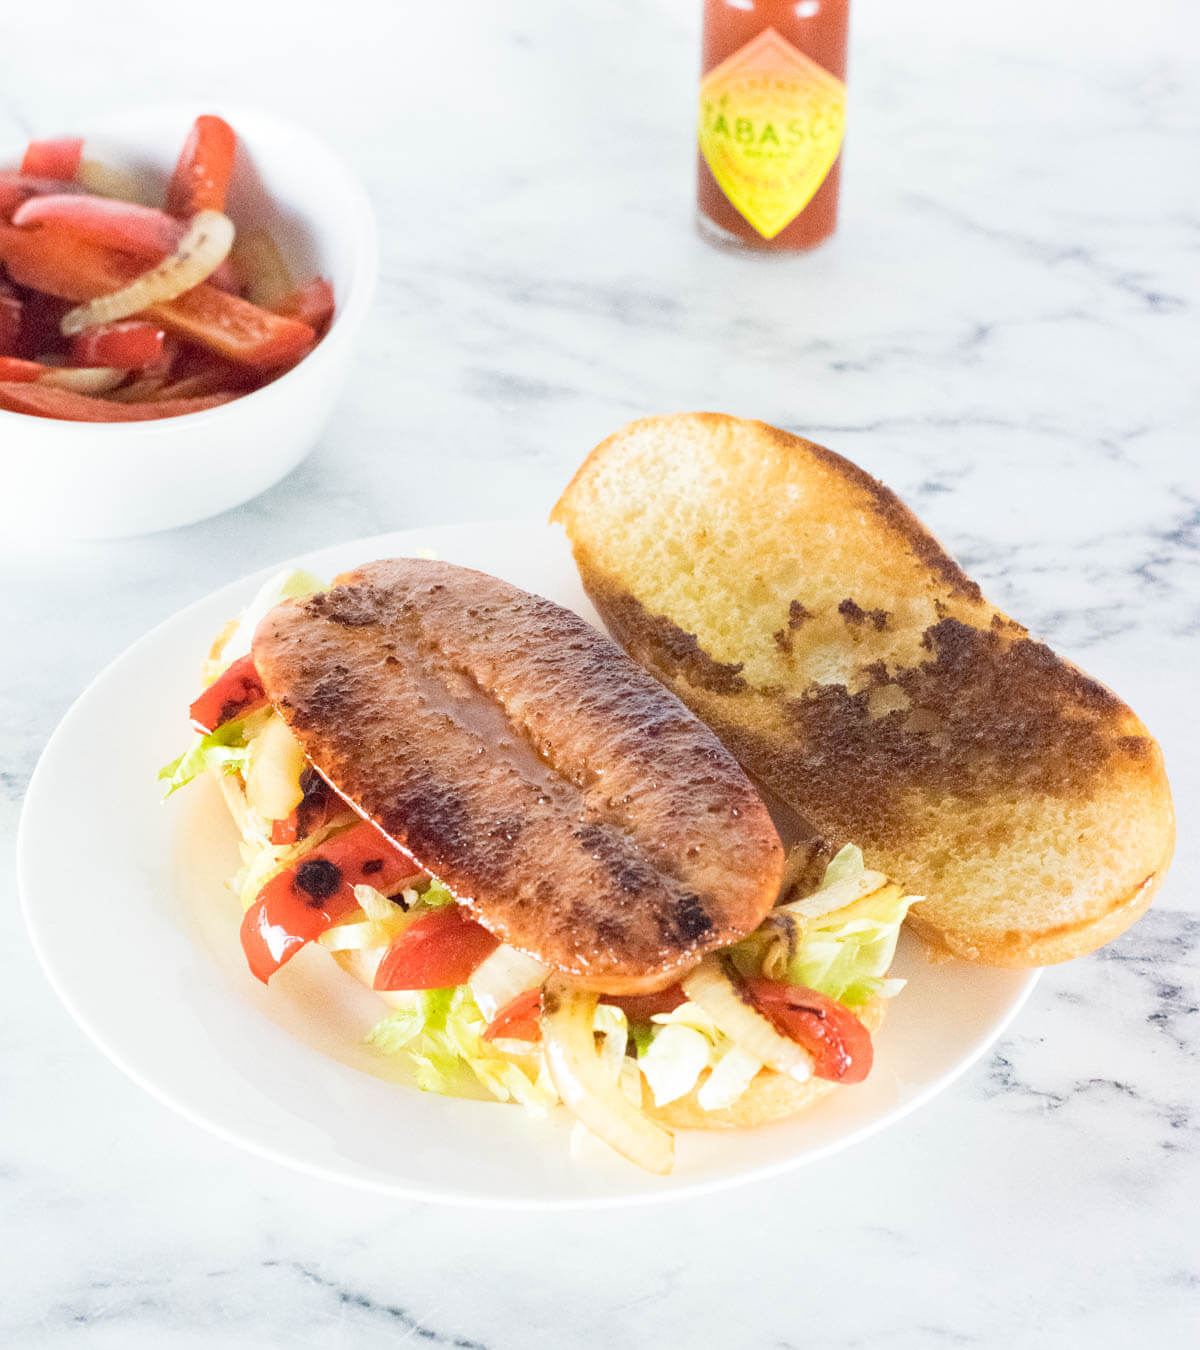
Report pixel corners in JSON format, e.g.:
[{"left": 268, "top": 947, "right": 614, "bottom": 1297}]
[{"left": 251, "top": 559, "right": 784, "bottom": 993}]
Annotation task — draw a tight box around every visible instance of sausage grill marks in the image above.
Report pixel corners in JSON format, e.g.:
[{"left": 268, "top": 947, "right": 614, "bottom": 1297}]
[{"left": 252, "top": 559, "right": 785, "bottom": 993}]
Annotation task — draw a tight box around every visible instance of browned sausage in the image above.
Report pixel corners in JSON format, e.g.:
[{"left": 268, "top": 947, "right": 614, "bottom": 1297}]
[{"left": 252, "top": 559, "right": 784, "bottom": 993}]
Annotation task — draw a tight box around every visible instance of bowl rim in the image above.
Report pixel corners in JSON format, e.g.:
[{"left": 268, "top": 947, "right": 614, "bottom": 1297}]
[{"left": 0, "top": 100, "right": 379, "bottom": 435}]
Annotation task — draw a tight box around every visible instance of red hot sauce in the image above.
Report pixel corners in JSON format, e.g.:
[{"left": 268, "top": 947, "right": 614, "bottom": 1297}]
[{"left": 697, "top": 0, "right": 850, "bottom": 251}]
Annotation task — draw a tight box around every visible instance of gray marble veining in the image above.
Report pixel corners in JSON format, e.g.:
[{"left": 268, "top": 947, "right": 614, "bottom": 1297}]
[{"left": 2, "top": 0, "right": 1197, "bottom": 1345}]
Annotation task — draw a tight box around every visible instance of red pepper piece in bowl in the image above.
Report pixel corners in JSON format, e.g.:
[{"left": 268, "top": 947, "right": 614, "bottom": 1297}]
[
  {"left": 69, "top": 321, "right": 165, "bottom": 370},
  {"left": 167, "top": 116, "right": 236, "bottom": 216},
  {"left": 20, "top": 138, "right": 83, "bottom": 180}
]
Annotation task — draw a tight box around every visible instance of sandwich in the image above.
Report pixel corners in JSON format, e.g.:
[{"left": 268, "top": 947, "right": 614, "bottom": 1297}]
[
  {"left": 162, "top": 558, "right": 919, "bottom": 1173},
  {"left": 552, "top": 413, "right": 1175, "bottom": 966}
]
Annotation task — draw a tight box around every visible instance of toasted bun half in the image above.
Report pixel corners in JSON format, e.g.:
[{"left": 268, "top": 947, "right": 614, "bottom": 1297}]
[{"left": 552, "top": 413, "right": 1175, "bottom": 967}]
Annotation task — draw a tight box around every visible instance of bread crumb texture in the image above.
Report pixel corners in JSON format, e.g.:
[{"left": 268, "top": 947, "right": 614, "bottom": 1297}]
[{"left": 552, "top": 414, "right": 1175, "bottom": 965}]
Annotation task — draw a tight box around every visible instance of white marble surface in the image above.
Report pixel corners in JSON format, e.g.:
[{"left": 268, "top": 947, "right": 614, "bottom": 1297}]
[{"left": 3, "top": 0, "right": 1198, "bottom": 1344}]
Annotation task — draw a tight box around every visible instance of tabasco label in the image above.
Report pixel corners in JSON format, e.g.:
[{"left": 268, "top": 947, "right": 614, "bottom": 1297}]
[{"left": 698, "top": 28, "right": 847, "bottom": 240}]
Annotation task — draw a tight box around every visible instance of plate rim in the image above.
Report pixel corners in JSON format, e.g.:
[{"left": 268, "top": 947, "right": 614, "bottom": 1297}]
[{"left": 17, "top": 520, "right": 1041, "bottom": 1210}]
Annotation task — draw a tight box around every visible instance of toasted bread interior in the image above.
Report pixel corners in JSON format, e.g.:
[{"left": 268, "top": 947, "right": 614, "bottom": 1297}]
[{"left": 552, "top": 414, "right": 1175, "bottom": 966}]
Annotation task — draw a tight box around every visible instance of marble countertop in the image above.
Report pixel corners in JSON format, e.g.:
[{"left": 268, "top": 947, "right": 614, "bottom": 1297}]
[{"left": 2, "top": 0, "right": 1197, "bottom": 1344}]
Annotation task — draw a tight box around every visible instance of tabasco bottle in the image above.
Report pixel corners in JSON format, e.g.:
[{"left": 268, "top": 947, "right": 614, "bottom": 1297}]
[{"left": 697, "top": 0, "right": 849, "bottom": 251}]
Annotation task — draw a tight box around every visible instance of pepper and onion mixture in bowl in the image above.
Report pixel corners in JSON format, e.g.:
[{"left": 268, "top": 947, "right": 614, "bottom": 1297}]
[
  {"left": 2, "top": 106, "right": 377, "bottom": 537},
  {"left": 0, "top": 116, "right": 333, "bottom": 421}
]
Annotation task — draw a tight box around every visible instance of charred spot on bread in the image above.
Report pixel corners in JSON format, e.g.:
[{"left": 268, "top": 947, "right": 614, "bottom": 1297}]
[
  {"left": 773, "top": 600, "right": 812, "bottom": 653},
  {"left": 838, "top": 598, "right": 889, "bottom": 631},
  {"left": 584, "top": 587, "right": 748, "bottom": 694},
  {"left": 774, "top": 618, "right": 1151, "bottom": 827}
]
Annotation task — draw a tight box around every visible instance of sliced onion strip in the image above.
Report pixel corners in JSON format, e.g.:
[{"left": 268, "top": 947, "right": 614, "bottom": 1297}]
[
  {"left": 541, "top": 977, "right": 674, "bottom": 1175},
  {"left": 244, "top": 713, "right": 307, "bottom": 821},
  {"left": 780, "top": 870, "right": 893, "bottom": 920},
  {"left": 60, "top": 209, "right": 236, "bottom": 336},
  {"left": 681, "top": 956, "right": 813, "bottom": 1082},
  {"left": 468, "top": 945, "right": 548, "bottom": 1021},
  {"left": 104, "top": 374, "right": 168, "bottom": 403},
  {"left": 229, "top": 227, "right": 294, "bottom": 308},
  {"left": 35, "top": 365, "right": 126, "bottom": 395},
  {"left": 354, "top": 884, "right": 405, "bottom": 922}
]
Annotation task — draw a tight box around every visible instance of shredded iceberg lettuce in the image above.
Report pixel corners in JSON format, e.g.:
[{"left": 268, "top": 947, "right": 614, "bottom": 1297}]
[
  {"left": 158, "top": 714, "right": 260, "bottom": 798},
  {"left": 419, "top": 878, "right": 457, "bottom": 909},
  {"left": 821, "top": 843, "right": 866, "bottom": 888},
  {"left": 639, "top": 1024, "right": 712, "bottom": 1107},
  {"left": 729, "top": 843, "right": 915, "bottom": 1008},
  {"left": 773, "top": 844, "right": 914, "bottom": 1007},
  {"left": 775, "top": 885, "right": 912, "bottom": 1007},
  {"left": 634, "top": 1002, "right": 761, "bottom": 1110},
  {"left": 163, "top": 567, "right": 327, "bottom": 801},
  {"left": 367, "top": 986, "right": 557, "bottom": 1113},
  {"left": 216, "top": 567, "right": 326, "bottom": 673},
  {"left": 624, "top": 845, "right": 916, "bottom": 1110}
]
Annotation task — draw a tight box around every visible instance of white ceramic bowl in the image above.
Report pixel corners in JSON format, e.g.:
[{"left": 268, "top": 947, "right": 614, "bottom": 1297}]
[{"left": 1, "top": 104, "right": 378, "bottom": 539}]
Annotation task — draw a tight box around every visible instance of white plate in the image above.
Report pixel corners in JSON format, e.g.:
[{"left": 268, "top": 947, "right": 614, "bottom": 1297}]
[{"left": 18, "top": 521, "right": 1038, "bottom": 1209}]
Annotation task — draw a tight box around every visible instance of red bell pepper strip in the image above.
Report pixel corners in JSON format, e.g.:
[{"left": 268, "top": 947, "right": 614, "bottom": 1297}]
[
  {"left": 20, "top": 138, "right": 83, "bottom": 180},
  {"left": 374, "top": 907, "right": 500, "bottom": 992},
  {"left": 273, "top": 277, "right": 335, "bottom": 331},
  {"left": 483, "top": 982, "right": 688, "bottom": 1042},
  {"left": 745, "top": 979, "right": 874, "bottom": 1084},
  {"left": 270, "top": 817, "right": 298, "bottom": 846},
  {"left": 483, "top": 988, "right": 544, "bottom": 1043},
  {"left": 0, "top": 356, "right": 42, "bottom": 382},
  {"left": 0, "top": 381, "right": 233, "bottom": 421},
  {"left": 10, "top": 195, "right": 239, "bottom": 290},
  {"left": 0, "top": 225, "right": 315, "bottom": 368},
  {"left": 166, "top": 115, "right": 236, "bottom": 216},
  {"left": 0, "top": 284, "right": 20, "bottom": 354},
  {"left": 241, "top": 821, "right": 420, "bottom": 983},
  {"left": 188, "top": 653, "right": 268, "bottom": 732},
  {"left": 14, "top": 194, "right": 183, "bottom": 251},
  {"left": 69, "top": 320, "right": 165, "bottom": 369},
  {"left": 149, "top": 279, "right": 313, "bottom": 369},
  {"left": 602, "top": 984, "right": 687, "bottom": 1023}
]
